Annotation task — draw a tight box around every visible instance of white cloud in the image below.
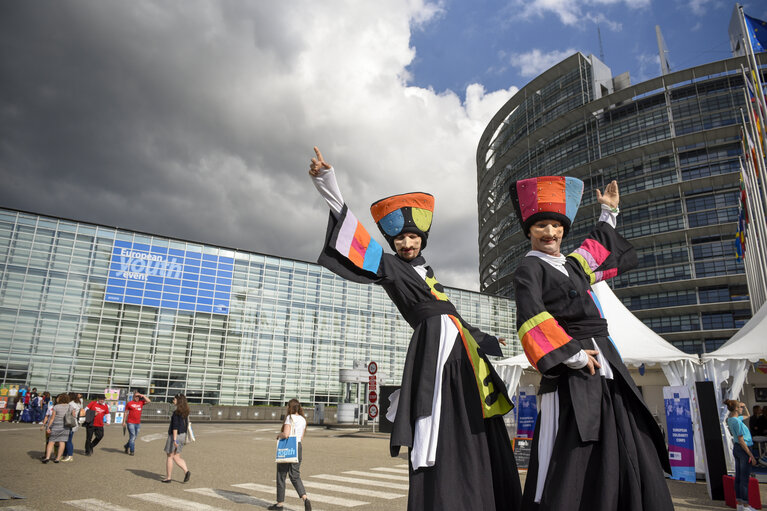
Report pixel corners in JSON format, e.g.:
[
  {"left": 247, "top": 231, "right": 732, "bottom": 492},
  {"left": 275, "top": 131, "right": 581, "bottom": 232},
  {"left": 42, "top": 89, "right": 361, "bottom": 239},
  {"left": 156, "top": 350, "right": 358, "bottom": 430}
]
[
  {"left": 508, "top": 0, "right": 643, "bottom": 31},
  {"left": 0, "top": 0, "right": 518, "bottom": 291},
  {"left": 635, "top": 52, "right": 661, "bottom": 82},
  {"left": 508, "top": 48, "right": 579, "bottom": 77}
]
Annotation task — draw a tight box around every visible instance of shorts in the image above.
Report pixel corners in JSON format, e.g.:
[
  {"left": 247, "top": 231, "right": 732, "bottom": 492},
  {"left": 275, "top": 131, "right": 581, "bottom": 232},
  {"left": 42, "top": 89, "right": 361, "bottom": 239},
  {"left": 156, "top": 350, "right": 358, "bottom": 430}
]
[{"left": 163, "top": 433, "right": 186, "bottom": 454}]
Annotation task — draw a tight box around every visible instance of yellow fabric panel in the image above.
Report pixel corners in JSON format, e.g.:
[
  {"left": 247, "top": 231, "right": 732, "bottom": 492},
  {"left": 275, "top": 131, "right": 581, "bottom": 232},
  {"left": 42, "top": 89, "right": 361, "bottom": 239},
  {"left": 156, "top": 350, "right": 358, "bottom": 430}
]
[
  {"left": 411, "top": 208, "right": 433, "bottom": 232},
  {"left": 568, "top": 253, "right": 596, "bottom": 284},
  {"left": 451, "top": 316, "right": 513, "bottom": 419}
]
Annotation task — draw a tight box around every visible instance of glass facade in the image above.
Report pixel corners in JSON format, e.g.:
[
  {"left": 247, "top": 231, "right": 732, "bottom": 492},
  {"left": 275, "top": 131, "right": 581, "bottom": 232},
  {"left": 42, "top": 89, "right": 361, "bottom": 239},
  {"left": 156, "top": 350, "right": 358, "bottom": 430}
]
[
  {"left": 477, "top": 53, "right": 765, "bottom": 354},
  {"left": 0, "top": 208, "right": 519, "bottom": 405}
]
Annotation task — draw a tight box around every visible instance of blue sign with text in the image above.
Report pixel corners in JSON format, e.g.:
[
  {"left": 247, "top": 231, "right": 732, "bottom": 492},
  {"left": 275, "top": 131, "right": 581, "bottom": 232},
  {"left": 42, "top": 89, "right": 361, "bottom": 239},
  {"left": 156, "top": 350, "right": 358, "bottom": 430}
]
[{"left": 105, "top": 240, "right": 233, "bottom": 314}]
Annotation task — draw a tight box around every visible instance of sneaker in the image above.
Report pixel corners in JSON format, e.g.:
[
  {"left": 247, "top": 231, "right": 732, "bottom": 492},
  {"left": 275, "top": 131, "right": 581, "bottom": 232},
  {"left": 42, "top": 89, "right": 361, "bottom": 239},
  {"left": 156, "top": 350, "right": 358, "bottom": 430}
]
[
  {"left": 130, "top": 451, "right": 135, "bottom": 456},
  {"left": 61, "top": 456, "right": 73, "bottom": 462},
  {"left": 266, "top": 505, "right": 283, "bottom": 510}
]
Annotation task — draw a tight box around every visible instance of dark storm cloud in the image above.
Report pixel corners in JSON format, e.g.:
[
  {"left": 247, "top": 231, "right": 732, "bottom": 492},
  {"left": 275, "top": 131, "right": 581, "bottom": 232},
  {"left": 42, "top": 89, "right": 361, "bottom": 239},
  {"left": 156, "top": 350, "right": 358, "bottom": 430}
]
[{"left": 0, "top": 1, "right": 516, "bottom": 291}]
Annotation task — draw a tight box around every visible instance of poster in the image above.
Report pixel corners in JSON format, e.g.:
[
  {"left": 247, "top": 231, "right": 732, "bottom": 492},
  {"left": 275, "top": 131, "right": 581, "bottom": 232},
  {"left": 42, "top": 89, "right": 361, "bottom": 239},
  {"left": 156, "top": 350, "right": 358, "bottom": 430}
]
[
  {"left": 516, "top": 385, "right": 538, "bottom": 439},
  {"left": 114, "top": 412, "right": 124, "bottom": 424},
  {"left": 663, "top": 386, "right": 695, "bottom": 482}
]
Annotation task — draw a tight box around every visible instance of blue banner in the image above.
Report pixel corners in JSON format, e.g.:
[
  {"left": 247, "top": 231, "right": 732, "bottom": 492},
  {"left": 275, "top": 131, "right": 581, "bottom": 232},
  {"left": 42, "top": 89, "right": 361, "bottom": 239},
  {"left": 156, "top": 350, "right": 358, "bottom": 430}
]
[
  {"left": 663, "top": 386, "right": 695, "bottom": 482},
  {"left": 105, "top": 240, "right": 233, "bottom": 314},
  {"left": 516, "top": 385, "right": 538, "bottom": 438}
]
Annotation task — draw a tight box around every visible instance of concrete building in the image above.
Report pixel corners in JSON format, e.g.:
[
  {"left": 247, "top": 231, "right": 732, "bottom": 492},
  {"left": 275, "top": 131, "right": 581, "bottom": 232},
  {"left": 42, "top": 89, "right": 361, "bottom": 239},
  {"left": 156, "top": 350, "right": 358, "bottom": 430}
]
[
  {"left": 477, "top": 52, "right": 766, "bottom": 353},
  {"left": 0, "top": 207, "right": 519, "bottom": 405}
]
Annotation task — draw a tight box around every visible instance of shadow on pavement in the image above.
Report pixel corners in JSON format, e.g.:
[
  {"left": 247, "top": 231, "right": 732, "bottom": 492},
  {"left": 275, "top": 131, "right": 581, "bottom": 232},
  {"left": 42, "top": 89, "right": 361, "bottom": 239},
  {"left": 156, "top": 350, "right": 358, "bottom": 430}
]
[
  {"left": 126, "top": 468, "right": 163, "bottom": 481},
  {"left": 101, "top": 447, "right": 127, "bottom": 454},
  {"left": 26, "top": 450, "right": 45, "bottom": 460}
]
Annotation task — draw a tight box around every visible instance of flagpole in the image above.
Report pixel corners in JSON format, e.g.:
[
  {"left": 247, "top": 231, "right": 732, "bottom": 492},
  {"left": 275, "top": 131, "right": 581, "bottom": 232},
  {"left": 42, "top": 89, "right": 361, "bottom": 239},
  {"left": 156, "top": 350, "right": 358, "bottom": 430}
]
[
  {"left": 739, "top": 110, "right": 767, "bottom": 309},
  {"left": 739, "top": 8, "right": 767, "bottom": 151}
]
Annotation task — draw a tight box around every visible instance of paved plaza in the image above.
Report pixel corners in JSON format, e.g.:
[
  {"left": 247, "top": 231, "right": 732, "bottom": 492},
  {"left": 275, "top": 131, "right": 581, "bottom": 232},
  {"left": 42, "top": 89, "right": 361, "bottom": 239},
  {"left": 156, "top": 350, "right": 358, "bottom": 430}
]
[{"left": 0, "top": 421, "right": 763, "bottom": 510}]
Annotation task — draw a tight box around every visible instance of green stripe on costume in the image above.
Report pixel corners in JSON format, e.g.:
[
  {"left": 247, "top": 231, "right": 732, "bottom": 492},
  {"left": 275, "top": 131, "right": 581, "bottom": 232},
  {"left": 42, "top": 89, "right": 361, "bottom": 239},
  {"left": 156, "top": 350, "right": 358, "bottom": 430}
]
[{"left": 568, "top": 253, "right": 596, "bottom": 284}]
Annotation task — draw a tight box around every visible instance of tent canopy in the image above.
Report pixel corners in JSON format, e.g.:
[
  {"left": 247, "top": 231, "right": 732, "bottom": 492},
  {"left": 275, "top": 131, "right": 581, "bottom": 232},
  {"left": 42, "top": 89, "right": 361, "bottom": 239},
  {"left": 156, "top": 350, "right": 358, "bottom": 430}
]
[{"left": 701, "top": 301, "right": 767, "bottom": 363}]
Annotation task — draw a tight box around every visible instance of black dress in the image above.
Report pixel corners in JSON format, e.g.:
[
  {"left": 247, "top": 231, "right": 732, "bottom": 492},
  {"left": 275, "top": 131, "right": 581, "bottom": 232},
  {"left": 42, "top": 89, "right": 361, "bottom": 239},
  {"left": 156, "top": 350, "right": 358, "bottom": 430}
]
[
  {"left": 319, "top": 205, "right": 522, "bottom": 511},
  {"left": 513, "top": 222, "right": 673, "bottom": 511}
]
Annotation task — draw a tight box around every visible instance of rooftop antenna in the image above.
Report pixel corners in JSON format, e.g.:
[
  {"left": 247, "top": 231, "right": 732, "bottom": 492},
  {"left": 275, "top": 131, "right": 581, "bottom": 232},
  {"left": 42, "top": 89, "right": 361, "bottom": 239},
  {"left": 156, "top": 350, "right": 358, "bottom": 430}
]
[
  {"left": 598, "top": 24, "right": 605, "bottom": 62},
  {"left": 655, "top": 25, "right": 671, "bottom": 75}
]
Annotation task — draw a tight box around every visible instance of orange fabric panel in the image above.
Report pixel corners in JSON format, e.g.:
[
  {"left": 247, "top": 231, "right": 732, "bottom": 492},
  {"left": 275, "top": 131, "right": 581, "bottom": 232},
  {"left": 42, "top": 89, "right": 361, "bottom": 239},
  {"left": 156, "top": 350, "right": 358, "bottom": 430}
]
[
  {"left": 536, "top": 176, "right": 567, "bottom": 205},
  {"left": 370, "top": 192, "right": 434, "bottom": 222}
]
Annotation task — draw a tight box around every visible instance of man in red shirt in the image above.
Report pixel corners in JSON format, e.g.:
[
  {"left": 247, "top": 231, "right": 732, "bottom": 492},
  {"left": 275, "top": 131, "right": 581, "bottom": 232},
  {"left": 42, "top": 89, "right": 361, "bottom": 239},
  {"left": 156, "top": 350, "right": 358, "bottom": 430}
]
[
  {"left": 84, "top": 394, "right": 110, "bottom": 456},
  {"left": 124, "top": 391, "right": 150, "bottom": 455}
]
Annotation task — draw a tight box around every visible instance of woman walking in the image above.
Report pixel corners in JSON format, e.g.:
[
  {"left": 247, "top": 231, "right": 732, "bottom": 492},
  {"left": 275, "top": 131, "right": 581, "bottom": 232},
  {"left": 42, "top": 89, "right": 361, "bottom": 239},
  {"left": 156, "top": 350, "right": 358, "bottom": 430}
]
[
  {"left": 268, "top": 399, "right": 311, "bottom": 511},
  {"left": 726, "top": 399, "right": 757, "bottom": 511},
  {"left": 162, "top": 394, "right": 191, "bottom": 483},
  {"left": 61, "top": 392, "right": 82, "bottom": 462},
  {"left": 41, "top": 393, "right": 71, "bottom": 463}
]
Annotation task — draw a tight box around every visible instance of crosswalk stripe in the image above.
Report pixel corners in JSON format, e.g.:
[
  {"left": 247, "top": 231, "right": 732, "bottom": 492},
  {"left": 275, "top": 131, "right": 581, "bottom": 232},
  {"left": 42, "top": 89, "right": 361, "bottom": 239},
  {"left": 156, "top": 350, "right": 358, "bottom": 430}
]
[
  {"left": 394, "top": 463, "right": 409, "bottom": 468},
  {"left": 186, "top": 487, "right": 317, "bottom": 510},
  {"left": 311, "top": 474, "right": 410, "bottom": 491},
  {"left": 233, "top": 482, "right": 368, "bottom": 507},
  {"left": 344, "top": 470, "right": 409, "bottom": 481},
  {"left": 130, "top": 492, "right": 228, "bottom": 510},
  {"left": 371, "top": 467, "right": 409, "bottom": 474},
  {"left": 64, "top": 499, "right": 135, "bottom": 511},
  {"left": 2, "top": 506, "right": 35, "bottom": 511},
  {"left": 302, "top": 481, "right": 405, "bottom": 499}
]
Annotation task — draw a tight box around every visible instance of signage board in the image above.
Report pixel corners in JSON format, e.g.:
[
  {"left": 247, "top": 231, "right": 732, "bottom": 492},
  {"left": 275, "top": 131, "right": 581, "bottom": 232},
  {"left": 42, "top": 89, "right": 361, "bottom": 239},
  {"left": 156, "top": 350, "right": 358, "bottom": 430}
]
[{"left": 106, "top": 240, "right": 233, "bottom": 314}]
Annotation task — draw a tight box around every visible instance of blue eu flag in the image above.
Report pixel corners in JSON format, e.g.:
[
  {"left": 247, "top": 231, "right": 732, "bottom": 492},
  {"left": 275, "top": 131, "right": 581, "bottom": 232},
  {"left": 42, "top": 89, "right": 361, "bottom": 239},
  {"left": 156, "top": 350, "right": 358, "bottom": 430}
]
[{"left": 745, "top": 13, "right": 767, "bottom": 53}]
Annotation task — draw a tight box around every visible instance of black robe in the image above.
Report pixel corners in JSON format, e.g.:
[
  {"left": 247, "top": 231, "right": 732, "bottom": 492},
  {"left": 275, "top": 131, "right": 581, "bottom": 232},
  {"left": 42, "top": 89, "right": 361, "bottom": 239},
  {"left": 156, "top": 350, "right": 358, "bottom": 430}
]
[
  {"left": 319, "top": 205, "right": 522, "bottom": 511},
  {"left": 513, "top": 222, "right": 673, "bottom": 511}
]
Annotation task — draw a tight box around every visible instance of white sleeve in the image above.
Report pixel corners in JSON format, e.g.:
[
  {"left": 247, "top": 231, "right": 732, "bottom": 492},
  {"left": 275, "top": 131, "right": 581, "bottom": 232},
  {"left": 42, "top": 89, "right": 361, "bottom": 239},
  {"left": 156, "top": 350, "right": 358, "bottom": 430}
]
[
  {"left": 311, "top": 166, "right": 345, "bottom": 216},
  {"left": 599, "top": 203, "right": 619, "bottom": 228},
  {"left": 563, "top": 350, "right": 589, "bottom": 370}
]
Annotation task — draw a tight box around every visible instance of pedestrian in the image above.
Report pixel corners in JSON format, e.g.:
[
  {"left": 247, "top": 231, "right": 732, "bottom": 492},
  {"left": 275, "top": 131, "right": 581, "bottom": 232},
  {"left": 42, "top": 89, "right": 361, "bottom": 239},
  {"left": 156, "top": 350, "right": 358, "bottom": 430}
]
[
  {"left": 12, "top": 396, "right": 24, "bottom": 423},
  {"left": 510, "top": 177, "right": 673, "bottom": 510},
  {"left": 268, "top": 399, "right": 311, "bottom": 511},
  {"left": 726, "top": 400, "right": 757, "bottom": 511},
  {"left": 29, "top": 388, "right": 41, "bottom": 424},
  {"left": 41, "top": 393, "right": 71, "bottom": 463},
  {"left": 84, "top": 394, "right": 110, "bottom": 456},
  {"left": 124, "top": 391, "right": 150, "bottom": 455},
  {"left": 162, "top": 394, "right": 191, "bottom": 483},
  {"left": 61, "top": 392, "right": 82, "bottom": 462},
  {"left": 308, "top": 147, "right": 521, "bottom": 510}
]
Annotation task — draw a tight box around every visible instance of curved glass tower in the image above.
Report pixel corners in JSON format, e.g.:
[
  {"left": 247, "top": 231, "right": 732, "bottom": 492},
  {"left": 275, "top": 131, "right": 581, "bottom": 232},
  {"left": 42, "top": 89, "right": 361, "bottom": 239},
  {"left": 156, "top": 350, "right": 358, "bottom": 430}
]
[{"left": 477, "top": 52, "right": 765, "bottom": 353}]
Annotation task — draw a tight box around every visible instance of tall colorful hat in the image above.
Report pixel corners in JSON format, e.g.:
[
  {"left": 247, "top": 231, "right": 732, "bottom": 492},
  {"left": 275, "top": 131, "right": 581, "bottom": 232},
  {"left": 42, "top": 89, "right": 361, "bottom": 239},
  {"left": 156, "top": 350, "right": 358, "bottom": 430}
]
[
  {"left": 370, "top": 192, "right": 435, "bottom": 250},
  {"left": 509, "top": 176, "right": 583, "bottom": 237}
]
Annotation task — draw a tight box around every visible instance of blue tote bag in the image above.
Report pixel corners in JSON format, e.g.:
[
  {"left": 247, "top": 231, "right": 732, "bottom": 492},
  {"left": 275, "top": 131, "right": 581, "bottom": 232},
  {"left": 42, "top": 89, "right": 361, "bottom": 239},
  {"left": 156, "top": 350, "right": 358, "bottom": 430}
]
[{"left": 275, "top": 416, "right": 299, "bottom": 463}]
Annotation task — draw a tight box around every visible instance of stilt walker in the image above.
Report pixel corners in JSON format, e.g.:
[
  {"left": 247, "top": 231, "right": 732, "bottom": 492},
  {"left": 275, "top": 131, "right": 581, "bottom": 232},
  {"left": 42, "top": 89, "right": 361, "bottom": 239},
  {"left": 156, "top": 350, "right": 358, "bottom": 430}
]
[
  {"left": 510, "top": 177, "right": 673, "bottom": 511},
  {"left": 309, "top": 147, "right": 522, "bottom": 511}
]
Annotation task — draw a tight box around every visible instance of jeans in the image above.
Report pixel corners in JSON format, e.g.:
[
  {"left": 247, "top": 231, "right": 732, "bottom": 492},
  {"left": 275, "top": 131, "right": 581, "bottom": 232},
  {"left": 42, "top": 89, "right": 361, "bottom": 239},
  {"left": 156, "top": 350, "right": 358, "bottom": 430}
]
[
  {"left": 124, "top": 423, "right": 141, "bottom": 453},
  {"left": 64, "top": 429, "right": 75, "bottom": 456},
  {"left": 733, "top": 443, "right": 752, "bottom": 502},
  {"left": 276, "top": 443, "right": 305, "bottom": 501},
  {"left": 85, "top": 425, "right": 104, "bottom": 454}
]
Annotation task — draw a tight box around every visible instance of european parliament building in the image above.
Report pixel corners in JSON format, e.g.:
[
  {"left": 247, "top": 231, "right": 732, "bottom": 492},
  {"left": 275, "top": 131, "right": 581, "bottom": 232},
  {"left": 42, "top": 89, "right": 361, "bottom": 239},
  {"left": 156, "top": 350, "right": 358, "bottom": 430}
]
[
  {"left": 0, "top": 207, "right": 518, "bottom": 405},
  {"left": 477, "top": 52, "right": 766, "bottom": 354}
]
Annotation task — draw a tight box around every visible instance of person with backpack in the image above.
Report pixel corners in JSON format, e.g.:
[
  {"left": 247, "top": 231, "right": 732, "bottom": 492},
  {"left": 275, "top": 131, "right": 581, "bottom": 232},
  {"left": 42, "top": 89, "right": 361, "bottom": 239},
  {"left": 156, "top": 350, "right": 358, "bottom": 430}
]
[{"left": 84, "top": 394, "right": 110, "bottom": 456}]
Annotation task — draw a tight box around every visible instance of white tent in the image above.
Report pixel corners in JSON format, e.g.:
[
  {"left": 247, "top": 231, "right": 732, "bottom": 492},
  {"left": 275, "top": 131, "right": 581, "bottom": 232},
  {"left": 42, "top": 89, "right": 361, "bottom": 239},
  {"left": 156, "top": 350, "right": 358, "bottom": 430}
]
[{"left": 701, "top": 301, "right": 767, "bottom": 413}]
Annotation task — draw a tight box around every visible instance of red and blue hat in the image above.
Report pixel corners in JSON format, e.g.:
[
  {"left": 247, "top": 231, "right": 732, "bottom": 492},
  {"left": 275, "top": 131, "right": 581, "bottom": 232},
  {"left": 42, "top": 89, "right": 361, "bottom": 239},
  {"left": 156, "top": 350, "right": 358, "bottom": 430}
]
[
  {"left": 370, "top": 192, "right": 434, "bottom": 250},
  {"left": 509, "top": 176, "right": 583, "bottom": 237}
]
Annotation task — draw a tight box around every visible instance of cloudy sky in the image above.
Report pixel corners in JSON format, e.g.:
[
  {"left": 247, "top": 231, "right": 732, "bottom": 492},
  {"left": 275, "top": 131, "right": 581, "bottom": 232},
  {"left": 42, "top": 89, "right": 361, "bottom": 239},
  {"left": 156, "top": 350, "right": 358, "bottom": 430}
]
[{"left": 1, "top": 1, "right": 764, "bottom": 291}]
